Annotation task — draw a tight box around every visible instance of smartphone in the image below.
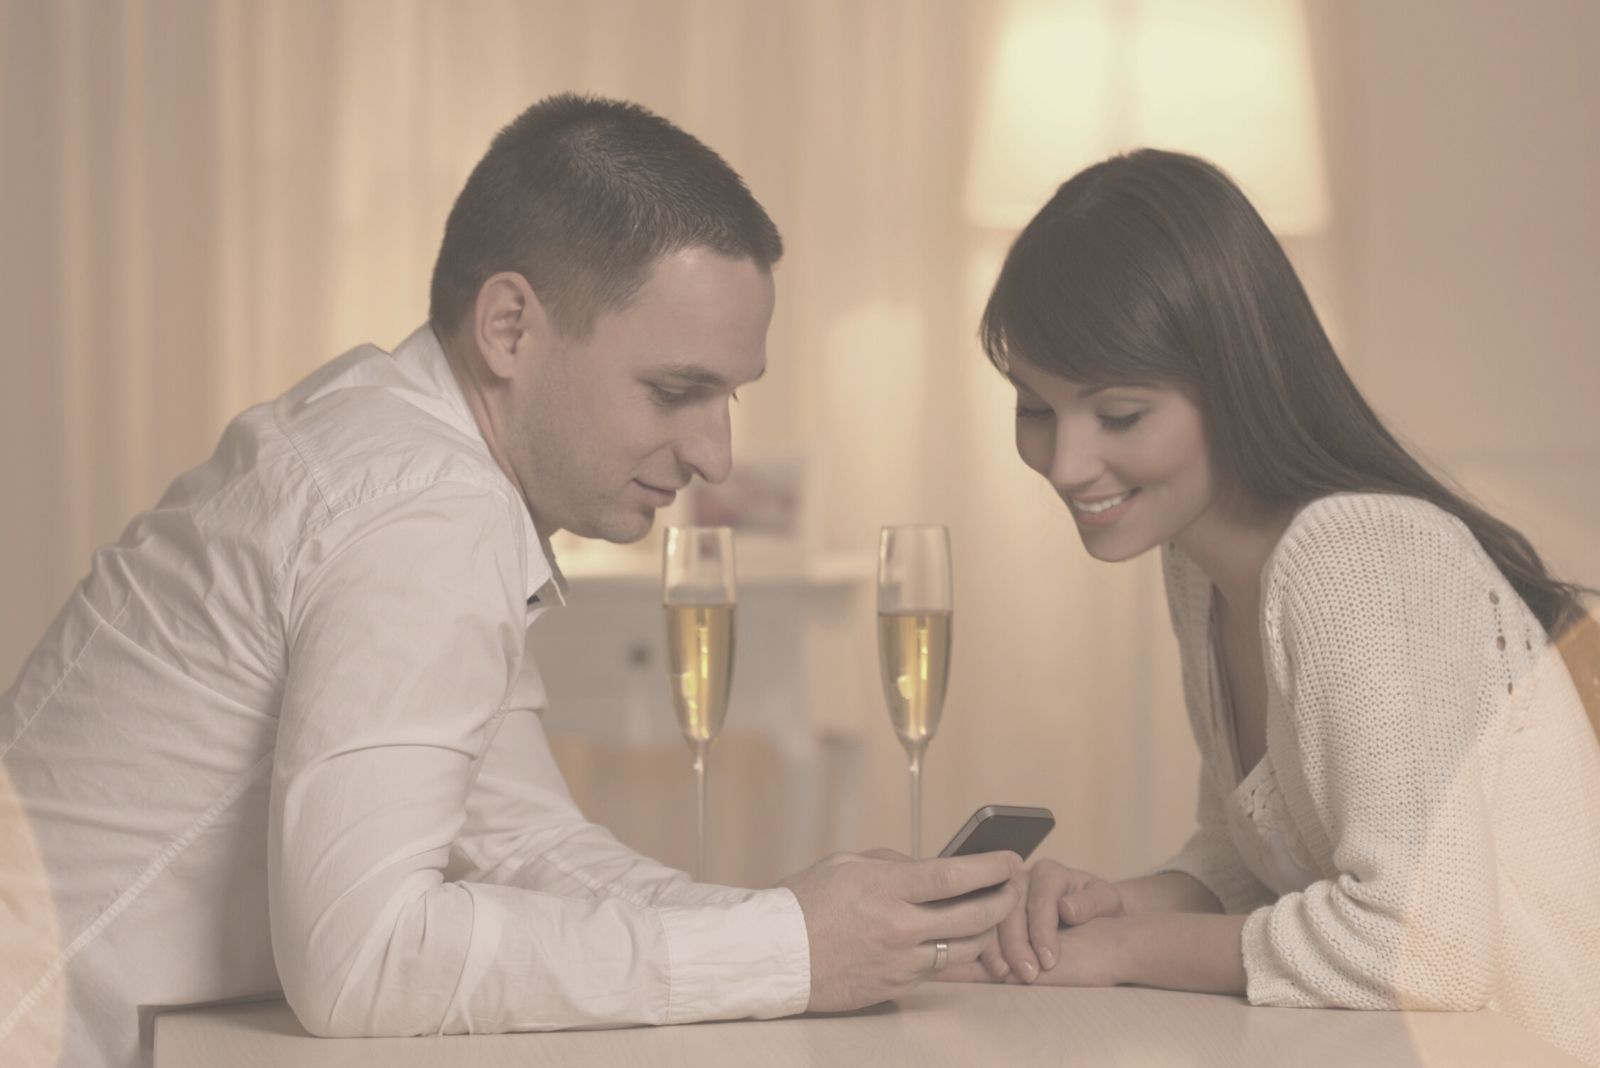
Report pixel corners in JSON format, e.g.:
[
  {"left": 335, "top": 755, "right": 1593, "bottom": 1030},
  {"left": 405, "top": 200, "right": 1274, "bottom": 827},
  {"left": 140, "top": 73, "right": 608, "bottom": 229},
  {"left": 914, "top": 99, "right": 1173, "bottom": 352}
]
[
  {"left": 934, "top": 805, "right": 1054, "bottom": 904},
  {"left": 939, "top": 804, "right": 1055, "bottom": 860}
]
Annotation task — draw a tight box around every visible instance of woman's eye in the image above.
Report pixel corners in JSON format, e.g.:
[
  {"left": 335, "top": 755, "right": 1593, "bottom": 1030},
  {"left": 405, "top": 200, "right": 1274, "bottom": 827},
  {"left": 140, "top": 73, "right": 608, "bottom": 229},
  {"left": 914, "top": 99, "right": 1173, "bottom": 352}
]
[
  {"left": 1100, "top": 411, "right": 1144, "bottom": 431},
  {"left": 1014, "top": 404, "right": 1051, "bottom": 420}
]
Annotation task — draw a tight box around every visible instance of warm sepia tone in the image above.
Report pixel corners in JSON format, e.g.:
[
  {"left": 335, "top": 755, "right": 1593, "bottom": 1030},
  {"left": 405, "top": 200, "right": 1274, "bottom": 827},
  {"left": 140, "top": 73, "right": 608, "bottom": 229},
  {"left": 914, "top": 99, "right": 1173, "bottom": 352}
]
[{"left": 3, "top": 0, "right": 1596, "bottom": 914}]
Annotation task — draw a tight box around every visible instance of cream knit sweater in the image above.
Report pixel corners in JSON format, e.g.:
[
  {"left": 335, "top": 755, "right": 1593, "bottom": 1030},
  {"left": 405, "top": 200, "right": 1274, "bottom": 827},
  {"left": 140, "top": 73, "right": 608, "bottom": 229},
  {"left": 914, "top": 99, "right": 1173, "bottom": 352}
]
[{"left": 1155, "top": 493, "right": 1600, "bottom": 1065}]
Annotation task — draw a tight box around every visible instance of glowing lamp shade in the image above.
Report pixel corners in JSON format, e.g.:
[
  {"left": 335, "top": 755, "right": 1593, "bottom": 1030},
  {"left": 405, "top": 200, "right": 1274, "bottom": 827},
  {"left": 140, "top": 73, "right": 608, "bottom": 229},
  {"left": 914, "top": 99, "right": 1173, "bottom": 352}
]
[{"left": 966, "top": 0, "right": 1329, "bottom": 234}]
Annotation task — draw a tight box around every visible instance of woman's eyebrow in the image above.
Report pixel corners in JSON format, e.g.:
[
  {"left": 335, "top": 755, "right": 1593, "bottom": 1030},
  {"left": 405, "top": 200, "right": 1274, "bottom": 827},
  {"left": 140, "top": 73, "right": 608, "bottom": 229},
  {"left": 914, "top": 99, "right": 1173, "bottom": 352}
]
[{"left": 1004, "top": 374, "right": 1151, "bottom": 397}]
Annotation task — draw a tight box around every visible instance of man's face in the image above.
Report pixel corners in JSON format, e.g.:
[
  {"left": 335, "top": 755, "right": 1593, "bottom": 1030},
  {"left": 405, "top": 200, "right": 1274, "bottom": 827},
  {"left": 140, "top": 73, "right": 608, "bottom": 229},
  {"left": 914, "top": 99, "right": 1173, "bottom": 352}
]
[{"left": 510, "top": 247, "right": 774, "bottom": 543}]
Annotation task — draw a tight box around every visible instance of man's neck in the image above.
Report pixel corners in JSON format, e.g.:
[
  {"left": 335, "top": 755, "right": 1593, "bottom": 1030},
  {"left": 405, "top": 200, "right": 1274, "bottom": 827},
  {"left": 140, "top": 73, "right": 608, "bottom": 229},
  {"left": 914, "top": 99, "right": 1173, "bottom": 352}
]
[{"left": 435, "top": 323, "right": 549, "bottom": 533}]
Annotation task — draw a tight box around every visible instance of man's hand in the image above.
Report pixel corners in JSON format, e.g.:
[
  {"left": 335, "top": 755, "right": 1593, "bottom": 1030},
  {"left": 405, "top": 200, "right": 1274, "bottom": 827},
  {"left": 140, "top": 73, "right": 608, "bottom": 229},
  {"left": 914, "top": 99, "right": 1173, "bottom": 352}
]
[
  {"left": 779, "top": 849, "right": 1022, "bottom": 1012},
  {"left": 971, "top": 860, "right": 1126, "bottom": 983}
]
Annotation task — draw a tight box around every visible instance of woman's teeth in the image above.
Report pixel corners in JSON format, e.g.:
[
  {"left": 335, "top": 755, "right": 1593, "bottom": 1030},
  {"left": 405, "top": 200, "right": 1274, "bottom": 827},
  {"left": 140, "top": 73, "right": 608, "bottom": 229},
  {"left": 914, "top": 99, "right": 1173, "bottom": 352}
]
[{"left": 1074, "top": 489, "right": 1137, "bottom": 514}]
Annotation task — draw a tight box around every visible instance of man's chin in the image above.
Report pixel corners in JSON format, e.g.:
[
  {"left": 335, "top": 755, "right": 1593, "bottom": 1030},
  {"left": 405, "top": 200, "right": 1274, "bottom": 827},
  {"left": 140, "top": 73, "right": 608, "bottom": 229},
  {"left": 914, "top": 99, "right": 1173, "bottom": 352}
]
[{"left": 580, "top": 510, "right": 656, "bottom": 546}]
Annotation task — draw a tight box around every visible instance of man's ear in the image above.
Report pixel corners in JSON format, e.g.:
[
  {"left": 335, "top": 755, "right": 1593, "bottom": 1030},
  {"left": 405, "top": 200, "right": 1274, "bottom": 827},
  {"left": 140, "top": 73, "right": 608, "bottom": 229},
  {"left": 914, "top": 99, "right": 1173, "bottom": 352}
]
[{"left": 472, "top": 271, "right": 555, "bottom": 381}]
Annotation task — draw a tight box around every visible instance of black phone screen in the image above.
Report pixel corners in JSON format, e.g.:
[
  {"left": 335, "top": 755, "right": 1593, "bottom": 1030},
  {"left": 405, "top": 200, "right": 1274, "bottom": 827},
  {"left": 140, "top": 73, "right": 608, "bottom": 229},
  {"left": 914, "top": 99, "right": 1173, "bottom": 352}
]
[{"left": 939, "top": 804, "right": 1055, "bottom": 861}]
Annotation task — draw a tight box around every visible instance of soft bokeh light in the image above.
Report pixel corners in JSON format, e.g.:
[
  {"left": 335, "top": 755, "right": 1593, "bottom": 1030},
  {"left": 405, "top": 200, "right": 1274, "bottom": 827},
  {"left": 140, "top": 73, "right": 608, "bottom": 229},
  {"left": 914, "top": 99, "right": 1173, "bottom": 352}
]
[
  {"left": 967, "top": 0, "right": 1328, "bottom": 233},
  {"left": 2, "top": 0, "right": 1595, "bottom": 897}
]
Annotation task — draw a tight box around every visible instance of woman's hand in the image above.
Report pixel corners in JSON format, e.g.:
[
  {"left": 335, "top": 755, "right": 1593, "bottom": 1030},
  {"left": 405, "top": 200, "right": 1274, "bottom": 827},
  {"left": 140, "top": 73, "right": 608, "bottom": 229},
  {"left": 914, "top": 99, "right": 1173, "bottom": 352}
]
[
  {"left": 974, "top": 860, "right": 1126, "bottom": 983},
  {"left": 942, "top": 907, "right": 1253, "bottom": 993},
  {"left": 1016, "top": 915, "right": 1128, "bottom": 986}
]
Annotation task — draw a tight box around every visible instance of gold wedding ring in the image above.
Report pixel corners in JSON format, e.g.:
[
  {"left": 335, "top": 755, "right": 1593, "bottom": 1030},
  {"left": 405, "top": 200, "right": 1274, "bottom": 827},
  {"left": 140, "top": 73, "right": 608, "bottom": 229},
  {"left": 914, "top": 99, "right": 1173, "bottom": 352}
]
[{"left": 931, "top": 940, "right": 949, "bottom": 972}]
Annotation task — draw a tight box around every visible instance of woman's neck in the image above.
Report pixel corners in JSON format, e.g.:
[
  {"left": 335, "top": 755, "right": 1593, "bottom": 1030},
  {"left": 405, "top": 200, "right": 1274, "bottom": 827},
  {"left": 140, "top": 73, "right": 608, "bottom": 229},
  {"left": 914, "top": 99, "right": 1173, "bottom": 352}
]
[{"left": 1176, "top": 492, "right": 1299, "bottom": 619}]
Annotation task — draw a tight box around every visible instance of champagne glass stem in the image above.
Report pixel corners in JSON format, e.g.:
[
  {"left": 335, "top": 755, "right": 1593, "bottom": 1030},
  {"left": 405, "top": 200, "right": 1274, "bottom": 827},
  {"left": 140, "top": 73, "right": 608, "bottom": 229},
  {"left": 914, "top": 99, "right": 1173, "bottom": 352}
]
[
  {"left": 693, "top": 740, "right": 709, "bottom": 882},
  {"left": 907, "top": 745, "right": 925, "bottom": 859}
]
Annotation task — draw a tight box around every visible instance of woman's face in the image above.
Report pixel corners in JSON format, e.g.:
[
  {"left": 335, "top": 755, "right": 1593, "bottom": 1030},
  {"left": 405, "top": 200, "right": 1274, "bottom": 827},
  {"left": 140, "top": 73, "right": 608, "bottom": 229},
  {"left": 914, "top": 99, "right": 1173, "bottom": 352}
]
[{"left": 1008, "top": 357, "right": 1218, "bottom": 562}]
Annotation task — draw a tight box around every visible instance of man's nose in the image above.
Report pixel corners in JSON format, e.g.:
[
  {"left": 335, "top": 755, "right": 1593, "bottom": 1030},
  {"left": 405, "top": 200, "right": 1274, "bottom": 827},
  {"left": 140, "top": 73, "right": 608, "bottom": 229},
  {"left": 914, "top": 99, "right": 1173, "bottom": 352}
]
[{"left": 679, "top": 401, "right": 732, "bottom": 485}]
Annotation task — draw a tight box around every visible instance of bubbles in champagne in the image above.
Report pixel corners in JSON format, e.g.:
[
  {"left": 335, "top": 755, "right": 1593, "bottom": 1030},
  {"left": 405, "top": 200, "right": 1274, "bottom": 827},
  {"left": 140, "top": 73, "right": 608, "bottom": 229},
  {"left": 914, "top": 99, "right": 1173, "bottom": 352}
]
[
  {"left": 877, "top": 610, "right": 952, "bottom": 749},
  {"left": 665, "top": 603, "right": 735, "bottom": 746}
]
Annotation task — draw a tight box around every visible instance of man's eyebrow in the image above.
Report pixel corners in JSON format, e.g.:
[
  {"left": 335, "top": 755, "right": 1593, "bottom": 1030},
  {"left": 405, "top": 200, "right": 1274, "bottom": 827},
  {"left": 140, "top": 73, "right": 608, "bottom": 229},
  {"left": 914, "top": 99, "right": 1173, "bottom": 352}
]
[{"left": 656, "top": 364, "right": 767, "bottom": 388}]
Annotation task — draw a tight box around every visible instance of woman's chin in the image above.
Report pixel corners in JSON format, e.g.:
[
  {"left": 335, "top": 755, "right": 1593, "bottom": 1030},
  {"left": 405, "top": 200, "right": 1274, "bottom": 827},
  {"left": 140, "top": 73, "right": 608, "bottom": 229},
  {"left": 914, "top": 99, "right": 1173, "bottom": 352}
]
[{"left": 1077, "top": 531, "right": 1157, "bottom": 564}]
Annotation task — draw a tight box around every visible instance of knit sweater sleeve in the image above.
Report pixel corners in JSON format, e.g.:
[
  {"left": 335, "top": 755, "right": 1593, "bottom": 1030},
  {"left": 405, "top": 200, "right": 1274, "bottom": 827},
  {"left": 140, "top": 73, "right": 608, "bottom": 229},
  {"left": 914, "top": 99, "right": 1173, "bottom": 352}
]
[
  {"left": 1242, "top": 495, "right": 1502, "bottom": 1011},
  {"left": 1154, "top": 770, "right": 1278, "bottom": 915}
]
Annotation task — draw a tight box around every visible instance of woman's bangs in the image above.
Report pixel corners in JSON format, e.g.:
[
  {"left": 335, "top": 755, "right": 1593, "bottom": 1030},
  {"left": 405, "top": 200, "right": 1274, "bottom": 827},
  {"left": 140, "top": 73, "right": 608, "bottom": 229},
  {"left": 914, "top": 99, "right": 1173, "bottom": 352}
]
[{"left": 984, "top": 228, "right": 1181, "bottom": 388}]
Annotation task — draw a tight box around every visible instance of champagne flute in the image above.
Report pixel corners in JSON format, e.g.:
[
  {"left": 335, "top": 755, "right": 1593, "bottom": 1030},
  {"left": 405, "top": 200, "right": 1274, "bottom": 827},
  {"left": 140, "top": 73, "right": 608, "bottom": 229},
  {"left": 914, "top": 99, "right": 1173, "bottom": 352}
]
[
  {"left": 876, "top": 525, "right": 953, "bottom": 858},
  {"left": 662, "top": 526, "right": 737, "bottom": 881}
]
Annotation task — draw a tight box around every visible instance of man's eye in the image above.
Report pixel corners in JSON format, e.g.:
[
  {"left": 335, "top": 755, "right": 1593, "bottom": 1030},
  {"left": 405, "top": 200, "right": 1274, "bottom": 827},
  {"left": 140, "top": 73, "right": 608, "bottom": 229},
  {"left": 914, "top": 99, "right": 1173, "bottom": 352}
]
[{"left": 649, "top": 384, "right": 691, "bottom": 407}]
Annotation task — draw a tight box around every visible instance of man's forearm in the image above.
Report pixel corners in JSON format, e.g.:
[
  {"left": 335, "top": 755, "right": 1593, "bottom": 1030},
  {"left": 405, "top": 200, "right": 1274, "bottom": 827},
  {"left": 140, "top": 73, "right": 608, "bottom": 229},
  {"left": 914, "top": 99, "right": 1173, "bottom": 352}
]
[
  {"left": 1113, "top": 912, "right": 1249, "bottom": 995},
  {"left": 1113, "top": 871, "right": 1224, "bottom": 915}
]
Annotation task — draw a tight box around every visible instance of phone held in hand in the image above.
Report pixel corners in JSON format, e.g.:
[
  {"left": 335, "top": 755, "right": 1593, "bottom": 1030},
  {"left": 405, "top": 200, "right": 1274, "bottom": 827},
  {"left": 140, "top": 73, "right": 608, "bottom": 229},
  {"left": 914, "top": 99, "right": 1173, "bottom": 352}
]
[
  {"left": 939, "top": 804, "right": 1055, "bottom": 861},
  {"left": 934, "top": 805, "right": 1054, "bottom": 904}
]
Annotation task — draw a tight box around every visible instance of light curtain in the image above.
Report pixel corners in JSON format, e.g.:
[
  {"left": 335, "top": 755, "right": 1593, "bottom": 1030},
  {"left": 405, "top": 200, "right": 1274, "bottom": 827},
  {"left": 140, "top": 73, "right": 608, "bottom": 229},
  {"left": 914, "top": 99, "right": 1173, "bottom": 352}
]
[{"left": 0, "top": 0, "right": 1200, "bottom": 879}]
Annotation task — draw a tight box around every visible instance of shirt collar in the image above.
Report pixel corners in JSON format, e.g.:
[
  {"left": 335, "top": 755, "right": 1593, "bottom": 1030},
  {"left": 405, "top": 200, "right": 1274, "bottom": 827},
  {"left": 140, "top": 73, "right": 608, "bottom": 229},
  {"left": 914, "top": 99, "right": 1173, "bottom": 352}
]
[{"left": 391, "top": 323, "right": 567, "bottom": 608}]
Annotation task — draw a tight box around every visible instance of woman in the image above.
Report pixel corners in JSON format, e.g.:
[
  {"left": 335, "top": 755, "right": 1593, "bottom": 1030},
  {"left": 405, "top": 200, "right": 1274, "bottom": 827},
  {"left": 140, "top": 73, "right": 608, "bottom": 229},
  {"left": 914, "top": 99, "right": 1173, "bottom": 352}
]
[{"left": 951, "top": 149, "right": 1600, "bottom": 1065}]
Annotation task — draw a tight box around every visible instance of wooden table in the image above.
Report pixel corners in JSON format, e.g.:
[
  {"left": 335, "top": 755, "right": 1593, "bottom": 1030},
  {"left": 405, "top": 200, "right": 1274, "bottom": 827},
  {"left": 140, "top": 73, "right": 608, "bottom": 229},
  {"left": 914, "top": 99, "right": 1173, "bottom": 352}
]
[{"left": 154, "top": 983, "right": 1582, "bottom": 1067}]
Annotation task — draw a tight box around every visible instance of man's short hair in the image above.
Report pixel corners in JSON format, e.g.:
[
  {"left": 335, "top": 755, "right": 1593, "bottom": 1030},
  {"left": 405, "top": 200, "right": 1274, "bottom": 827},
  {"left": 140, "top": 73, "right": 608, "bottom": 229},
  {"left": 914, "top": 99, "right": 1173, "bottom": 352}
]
[{"left": 429, "top": 93, "right": 783, "bottom": 339}]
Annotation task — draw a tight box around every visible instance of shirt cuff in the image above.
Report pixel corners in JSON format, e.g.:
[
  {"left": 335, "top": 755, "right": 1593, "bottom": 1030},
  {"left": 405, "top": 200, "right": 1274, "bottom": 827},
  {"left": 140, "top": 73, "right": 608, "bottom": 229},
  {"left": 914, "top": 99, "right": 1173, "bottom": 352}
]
[{"left": 656, "top": 887, "right": 811, "bottom": 1024}]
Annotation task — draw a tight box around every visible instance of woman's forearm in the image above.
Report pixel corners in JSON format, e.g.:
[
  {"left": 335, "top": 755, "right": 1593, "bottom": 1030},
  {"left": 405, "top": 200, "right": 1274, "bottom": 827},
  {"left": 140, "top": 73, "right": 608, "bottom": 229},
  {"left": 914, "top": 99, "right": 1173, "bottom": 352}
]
[
  {"left": 1114, "top": 912, "right": 1249, "bottom": 995},
  {"left": 1114, "top": 871, "right": 1224, "bottom": 915}
]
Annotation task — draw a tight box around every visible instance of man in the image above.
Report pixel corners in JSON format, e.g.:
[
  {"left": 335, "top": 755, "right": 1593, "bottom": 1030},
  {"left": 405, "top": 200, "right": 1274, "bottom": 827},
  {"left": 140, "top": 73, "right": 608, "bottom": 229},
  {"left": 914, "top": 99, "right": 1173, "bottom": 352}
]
[{"left": 0, "top": 94, "right": 1018, "bottom": 1068}]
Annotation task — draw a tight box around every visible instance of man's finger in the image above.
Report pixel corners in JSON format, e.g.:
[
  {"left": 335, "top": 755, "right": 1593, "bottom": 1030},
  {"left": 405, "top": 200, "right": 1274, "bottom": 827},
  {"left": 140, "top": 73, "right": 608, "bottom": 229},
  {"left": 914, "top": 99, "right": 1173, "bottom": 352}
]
[
  {"left": 973, "top": 928, "right": 1009, "bottom": 980},
  {"left": 918, "top": 878, "right": 1020, "bottom": 940},
  {"left": 896, "top": 851, "right": 1021, "bottom": 905},
  {"left": 931, "top": 960, "right": 992, "bottom": 984},
  {"left": 980, "top": 943, "right": 1011, "bottom": 981},
  {"left": 928, "top": 930, "right": 996, "bottom": 978}
]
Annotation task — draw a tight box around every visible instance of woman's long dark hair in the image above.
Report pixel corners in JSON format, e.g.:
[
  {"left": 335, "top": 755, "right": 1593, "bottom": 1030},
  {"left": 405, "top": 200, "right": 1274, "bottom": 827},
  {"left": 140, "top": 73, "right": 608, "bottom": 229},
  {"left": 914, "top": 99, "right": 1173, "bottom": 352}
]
[{"left": 980, "top": 148, "right": 1592, "bottom": 638}]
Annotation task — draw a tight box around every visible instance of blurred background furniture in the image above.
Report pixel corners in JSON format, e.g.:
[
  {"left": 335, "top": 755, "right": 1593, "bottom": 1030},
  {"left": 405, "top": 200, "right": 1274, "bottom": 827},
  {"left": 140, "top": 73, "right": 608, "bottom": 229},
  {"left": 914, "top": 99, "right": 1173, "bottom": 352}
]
[{"left": 4, "top": 0, "right": 1597, "bottom": 885}]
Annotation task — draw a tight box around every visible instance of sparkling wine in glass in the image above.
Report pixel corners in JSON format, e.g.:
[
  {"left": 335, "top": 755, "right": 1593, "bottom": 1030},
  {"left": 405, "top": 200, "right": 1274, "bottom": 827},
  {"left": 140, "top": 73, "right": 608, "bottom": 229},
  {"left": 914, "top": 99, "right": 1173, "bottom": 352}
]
[
  {"left": 662, "top": 526, "right": 736, "bottom": 881},
  {"left": 876, "top": 525, "right": 953, "bottom": 858}
]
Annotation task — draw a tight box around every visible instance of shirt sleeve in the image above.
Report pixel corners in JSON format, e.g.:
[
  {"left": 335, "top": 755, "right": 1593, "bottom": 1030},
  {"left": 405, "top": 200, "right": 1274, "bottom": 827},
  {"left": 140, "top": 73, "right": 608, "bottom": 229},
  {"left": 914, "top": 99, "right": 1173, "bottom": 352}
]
[
  {"left": 269, "top": 483, "right": 809, "bottom": 1039},
  {"left": 1241, "top": 499, "right": 1502, "bottom": 1011},
  {"left": 448, "top": 674, "right": 810, "bottom": 1021}
]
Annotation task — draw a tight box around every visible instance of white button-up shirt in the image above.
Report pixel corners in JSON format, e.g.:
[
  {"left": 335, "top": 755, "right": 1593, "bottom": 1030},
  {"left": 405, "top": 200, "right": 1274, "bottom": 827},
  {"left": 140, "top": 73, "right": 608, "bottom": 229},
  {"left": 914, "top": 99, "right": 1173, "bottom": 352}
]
[{"left": 0, "top": 325, "right": 811, "bottom": 1068}]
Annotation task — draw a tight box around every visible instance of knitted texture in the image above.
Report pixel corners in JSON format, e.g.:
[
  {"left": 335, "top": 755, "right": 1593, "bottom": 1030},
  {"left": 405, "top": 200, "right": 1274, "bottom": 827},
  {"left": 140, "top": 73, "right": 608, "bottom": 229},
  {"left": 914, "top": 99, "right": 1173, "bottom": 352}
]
[{"left": 1155, "top": 493, "right": 1600, "bottom": 1065}]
